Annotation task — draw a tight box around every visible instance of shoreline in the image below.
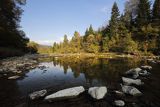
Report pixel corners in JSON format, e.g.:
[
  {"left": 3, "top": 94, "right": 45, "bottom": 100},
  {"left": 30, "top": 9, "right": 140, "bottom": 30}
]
[{"left": 48, "top": 53, "right": 160, "bottom": 59}]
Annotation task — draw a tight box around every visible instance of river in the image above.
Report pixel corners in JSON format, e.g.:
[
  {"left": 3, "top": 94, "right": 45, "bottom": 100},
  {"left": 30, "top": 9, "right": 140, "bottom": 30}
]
[{"left": 0, "top": 56, "right": 160, "bottom": 107}]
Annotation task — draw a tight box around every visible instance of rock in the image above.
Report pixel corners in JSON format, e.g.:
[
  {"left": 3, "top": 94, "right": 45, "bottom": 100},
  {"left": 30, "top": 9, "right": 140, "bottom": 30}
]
[
  {"left": 114, "top": 100, "right": 125, "bottom": 107},
  {"left": 151, "top": 60, "right": 157, "bottom": 64},
  {"left": 121, "top": 85, "right": 142, "bottom": 96},
  {"left": 8, "top": 75, "right": 20, "bottom": 80},
  {"left": 45, "top": 86, "right": 85, "bottom": 101},
  {"left": 114, "top": 91, "right": 124, "bottom": 96},
  {"left": 125, "top": 68, "right": 142, "bottom": 79},
  {"left": 139, "top": 70, "right": 150, "bottom": 76},
  {"left": 147, "top": 59, "right": 154, "bottom": 62},
  {"left": 0, "top": 69, "right": 3, "bottom": 72},
  {"left": 88, "top": 86, "right": 107, "bottom": 100},
  {"left": 29, "top": 89, "right": 47, "bottom": 100},
  {"left": 141, "top": 65, "right": 152, "bottom": 70},
  {"left": 122, "top": 77, "right": 143, "bottom": 86}
]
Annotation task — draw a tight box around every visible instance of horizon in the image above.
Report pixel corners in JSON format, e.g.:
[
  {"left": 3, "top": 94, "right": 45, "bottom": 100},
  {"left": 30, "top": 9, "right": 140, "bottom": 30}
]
[{"left": 21, "top": 0, "right": 126, "bottom": 46}]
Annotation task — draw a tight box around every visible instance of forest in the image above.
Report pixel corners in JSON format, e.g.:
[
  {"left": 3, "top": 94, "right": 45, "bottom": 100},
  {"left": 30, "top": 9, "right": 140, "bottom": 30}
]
[
  {"left": 0, "top": 0, "right": 160, "bottom": 57},
  {"left": 53, "top": 0, "right": 160, "bottom": 55},
  {"left": 0, "top": 0, "right": 31, "bottom": 58}
]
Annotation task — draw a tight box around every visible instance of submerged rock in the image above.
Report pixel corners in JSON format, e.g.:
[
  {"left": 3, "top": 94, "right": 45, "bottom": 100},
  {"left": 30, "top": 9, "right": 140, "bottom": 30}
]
[
  {"left": 45, "top": 86, "right": 85, "bottom": 101},
  {"left": 8, "top": 75, "right": 20, "bottom": 80},
  {"left": 141, "top": 65, "right": 152, "bottom": 70},
  {"left": 88, "top": 86, "right": 107, "bottom": 100},
  {"left": 139, "top": 70, "right": 150, "bottom": 76},
  {"left": 121, "top": 85, "right": 142, "bottom": 96},
  {"left": 29, "top": 89, "right": 47, "bottom": 100},
  {"left": 114, "top": 100, "right": 125, "bottom": 107},
  {"left": 122, "top": 77, "right": 143, "bottom": 86}
]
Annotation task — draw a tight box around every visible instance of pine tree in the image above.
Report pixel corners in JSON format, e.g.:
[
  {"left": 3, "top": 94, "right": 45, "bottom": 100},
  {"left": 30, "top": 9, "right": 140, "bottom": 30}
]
[
  {"left": 152, "top": 0, "right": 160, "bottom": 25},
  {"left": 63, "top": 35, "right": 69, "bottom": 46},
  {"left": 88, "top": 25, "right": 94, "bottom": 35},
  {"left": 136, "top": 0, "right": 151, "bottom": 27},
  {"left": 109, "top": 2, "right": 120, "bottom": 37},
  {"left": 71, "top": 31, "right": 81, "bottom": 53}
]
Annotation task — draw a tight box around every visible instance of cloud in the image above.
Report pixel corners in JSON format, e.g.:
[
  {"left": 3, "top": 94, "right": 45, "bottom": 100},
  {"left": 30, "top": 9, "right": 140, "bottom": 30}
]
[
  {"left": 100, "top": 6, "right": 111, "bottom": 14},
  {"left": 34, "top": 35, "right": 72, "bottom": 46},
  {"left": 35, "top": 40, "right": 55, "bottom": 46}
]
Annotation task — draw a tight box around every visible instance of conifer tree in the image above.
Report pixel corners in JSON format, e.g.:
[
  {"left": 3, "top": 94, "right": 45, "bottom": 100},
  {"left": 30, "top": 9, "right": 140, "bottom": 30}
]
[
  {"left": 109, "top": 2, "right": 120, "bottom": 37},
  {"left": 152, "top": 0, "right": 160, "bottom": 24},
  {"left": 136, "top": 0, "right": 151, "bottom": 26}
]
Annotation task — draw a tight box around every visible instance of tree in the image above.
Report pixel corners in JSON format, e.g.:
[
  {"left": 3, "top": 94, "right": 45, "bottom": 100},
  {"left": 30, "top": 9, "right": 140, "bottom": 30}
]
[
  {"left": 123, "top": 0, "right": 139, "bottom": 29},
  {"left": 152, "top": 0, "right": 160, "bottom": 25},
  {"left": 140, "top": 24, "right": 159, "bottom": 53},
  {"left": 27, "top": 41, "right": 38, "bottom": 53},
  {"left": 85, "top": 34, "right": 100, "bottom": 53},
  {"left": 109, "top": 2, "right": 120, "bottom": 38},
  {"left": 71, "top": 31, "right": 82, "bottom": 53},
  {"left": 88, "top": 25, "right": 94, "bottom": 35},
  {"left": 136, "top": 0, "right": 151, "bottom": 27},
  {"left": 63, "top": 35, "right": 69, "bottom": 46},
  {"left": 0, "top": 0, "right": 29, "bottom": 53}
]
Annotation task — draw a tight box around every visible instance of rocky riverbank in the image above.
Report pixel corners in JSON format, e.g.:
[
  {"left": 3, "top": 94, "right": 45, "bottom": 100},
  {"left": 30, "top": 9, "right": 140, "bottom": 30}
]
[{"left": 0, "top": 54, "right": 48, "bottom": 79}]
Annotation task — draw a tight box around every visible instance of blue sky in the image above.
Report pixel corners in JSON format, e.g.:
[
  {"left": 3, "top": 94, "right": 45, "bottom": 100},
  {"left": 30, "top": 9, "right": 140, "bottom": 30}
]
[{"left": 21, "top": 0, "right": 126, "bottom": 45}]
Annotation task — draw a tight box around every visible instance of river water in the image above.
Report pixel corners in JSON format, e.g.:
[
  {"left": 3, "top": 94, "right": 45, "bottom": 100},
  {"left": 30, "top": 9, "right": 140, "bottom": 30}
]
[{"left": 0, "top": 56, "right": 160, "bottom": 107}]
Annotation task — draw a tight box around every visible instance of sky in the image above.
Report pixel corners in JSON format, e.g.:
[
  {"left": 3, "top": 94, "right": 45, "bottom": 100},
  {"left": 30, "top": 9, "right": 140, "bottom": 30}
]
[{"left": 21, "top": 0, "right": 126, "bottom": 46}]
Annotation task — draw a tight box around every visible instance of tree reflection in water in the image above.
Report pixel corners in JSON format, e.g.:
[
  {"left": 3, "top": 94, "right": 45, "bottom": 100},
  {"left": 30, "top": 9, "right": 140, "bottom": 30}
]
[{"left": 51, "top": 56, "right": 142, "bottom": 88}]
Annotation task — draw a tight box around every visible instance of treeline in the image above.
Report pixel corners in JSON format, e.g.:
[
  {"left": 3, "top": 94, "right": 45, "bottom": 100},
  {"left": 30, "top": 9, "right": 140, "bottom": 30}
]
[
  {"left": 53, "top": 0, "right": 160, "bottom": 55},
  {"left": 0, "top": 0, "right": 30, "bottom": 58}
]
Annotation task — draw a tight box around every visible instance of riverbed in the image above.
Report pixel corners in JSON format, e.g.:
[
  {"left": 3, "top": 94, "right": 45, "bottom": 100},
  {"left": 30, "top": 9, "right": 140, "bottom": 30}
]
[{"left": 0, "top": 56, "right": 160, "bottom": 107}]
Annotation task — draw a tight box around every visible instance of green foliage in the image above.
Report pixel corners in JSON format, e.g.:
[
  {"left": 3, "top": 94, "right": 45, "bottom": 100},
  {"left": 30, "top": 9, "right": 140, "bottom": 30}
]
[
  {"left": 136, "top": 0, "right": 151, "bottom": 26},
  {"left": 27, "top": 41, "right": 38, "bottom": 53},
  {"left": 152, "top": 0, "right": 160, "bottom": 25},
  {"left": 109, "top": 2, "right": 120, "bottom": 37},
  {"left": 0, "top": 0, "right": 29, "bottom": 57},
  {"left": 52, "top": 0, "right": 160, "bottom": 55}
]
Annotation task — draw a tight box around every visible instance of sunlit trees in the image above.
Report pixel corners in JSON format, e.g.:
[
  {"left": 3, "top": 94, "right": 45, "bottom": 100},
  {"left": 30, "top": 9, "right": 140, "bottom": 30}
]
[
  {"left": 52, "top": 0, "right": 160, "bottom": 55},
  {"left": 71, "top": 31, "right": 82, "bottom": 53},
  {"left": 27, "top": 41, "right": 38, "bottom": 53}
]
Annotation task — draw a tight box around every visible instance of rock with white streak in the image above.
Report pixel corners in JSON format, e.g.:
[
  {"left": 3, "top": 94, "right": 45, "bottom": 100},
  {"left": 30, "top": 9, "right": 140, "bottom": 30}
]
[
  {"left": 114, "top": 100, "right": 125, "bottom": 106},
  {"left": 141, "top": 65, "right": 152, "bottom": 70},
  {"left": 122, "top": 77, "right": 143, "bottom": 86},
  {"left": 29, "top": 90, "right": 47, "bottom": 100},
  {"left": 88, "top": 86, "right": 107, "bottom": 100},
  {"left": 8, "top": 75, "right": 20, "bottom": 80},
  {"left": 45, "top": 86, "right": 85, "bottom": 101},
  {"left": 121, "top": 85, "right": 142, "bottom": 96},
  {"left": 114, "top": 91, "right": 124, "bottom": 96}
]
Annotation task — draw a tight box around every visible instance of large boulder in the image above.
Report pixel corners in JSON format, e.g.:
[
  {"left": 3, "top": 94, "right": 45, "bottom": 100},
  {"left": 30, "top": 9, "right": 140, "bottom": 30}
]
[
  {"left": 125, "top": 68, "right": 142, "bottom": 79},
  {"left": 45, "top": 86, "right": 85, "bottom": 101},
  {"left": 29, "top": 89, "right": 47, "bottom": 100},
  {"left": 121, "top": 85, "right": 142, "bottom": 96},
  {"left": 88, "top": 86, "right": 107, "bottom": 100},
  {"left": 122, "top": 77, "right": 143, "bottom": 86},
  {"left": 114, "top": 100, "right": 125, "bottom": 107}
]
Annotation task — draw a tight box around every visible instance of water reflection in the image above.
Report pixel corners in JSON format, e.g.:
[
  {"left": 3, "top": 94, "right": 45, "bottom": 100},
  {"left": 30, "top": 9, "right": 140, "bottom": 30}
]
[
  {"left": 2, "top": 56, "right": 160, "bottom": 107},
  {"left": 51, "top": 57, "right": 142, "bottom": 88}
]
